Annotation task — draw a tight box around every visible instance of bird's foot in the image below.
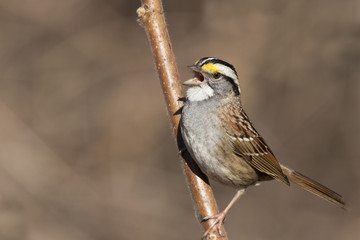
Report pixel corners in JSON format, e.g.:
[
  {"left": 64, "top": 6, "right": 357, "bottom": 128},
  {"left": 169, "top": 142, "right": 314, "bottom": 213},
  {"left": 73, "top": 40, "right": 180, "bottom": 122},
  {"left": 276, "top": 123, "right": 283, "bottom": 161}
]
[{"left": 201, "top": 211, "right": 227, "bottom": 239}]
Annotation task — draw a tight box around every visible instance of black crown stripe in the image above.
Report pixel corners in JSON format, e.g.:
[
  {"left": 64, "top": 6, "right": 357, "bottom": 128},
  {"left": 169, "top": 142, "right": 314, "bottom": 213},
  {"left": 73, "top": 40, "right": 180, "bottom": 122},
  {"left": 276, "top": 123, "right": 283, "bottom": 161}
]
[{"left": 197, "top": 57, "right": 238, "bottom": 76}]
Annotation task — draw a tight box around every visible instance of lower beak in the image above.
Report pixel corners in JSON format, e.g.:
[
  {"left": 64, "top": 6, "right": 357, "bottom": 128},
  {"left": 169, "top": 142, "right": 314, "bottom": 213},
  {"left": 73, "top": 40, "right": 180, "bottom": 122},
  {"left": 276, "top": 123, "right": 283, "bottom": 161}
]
[
  {"left": 183, "top": 65, "right": 203, "bottom": 86},
  {"left": 183, "top": 78, "right": 202, "bottom": 86}
]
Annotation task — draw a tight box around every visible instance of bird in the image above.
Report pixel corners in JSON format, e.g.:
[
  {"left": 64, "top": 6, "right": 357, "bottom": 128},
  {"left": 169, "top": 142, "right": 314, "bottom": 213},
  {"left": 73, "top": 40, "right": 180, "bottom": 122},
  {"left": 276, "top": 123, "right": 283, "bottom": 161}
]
[{"left": 179, "top": 57, "right": 346, "bottom": 237}]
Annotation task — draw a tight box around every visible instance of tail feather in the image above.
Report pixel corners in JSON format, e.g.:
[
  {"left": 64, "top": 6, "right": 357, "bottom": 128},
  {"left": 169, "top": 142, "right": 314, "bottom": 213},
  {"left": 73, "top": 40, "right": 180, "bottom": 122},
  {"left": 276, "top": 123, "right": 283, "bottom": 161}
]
[{"left": 281, "top": 165, "right": 346, "bottom": 209}]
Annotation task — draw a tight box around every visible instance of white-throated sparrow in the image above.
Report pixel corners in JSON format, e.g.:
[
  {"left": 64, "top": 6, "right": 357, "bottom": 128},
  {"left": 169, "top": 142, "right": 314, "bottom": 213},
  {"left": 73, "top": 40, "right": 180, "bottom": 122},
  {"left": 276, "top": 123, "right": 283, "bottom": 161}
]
[{"left": 180, "top": 57, "right": 346, "bottom": 236}]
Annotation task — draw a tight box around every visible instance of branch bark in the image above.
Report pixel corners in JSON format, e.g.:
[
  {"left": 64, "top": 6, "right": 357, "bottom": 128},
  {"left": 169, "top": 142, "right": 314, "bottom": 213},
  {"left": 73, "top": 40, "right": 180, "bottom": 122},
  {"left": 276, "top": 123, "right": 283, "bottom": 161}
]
[{"left": 137, "top": 1, "right": 228, "bottom": 239}]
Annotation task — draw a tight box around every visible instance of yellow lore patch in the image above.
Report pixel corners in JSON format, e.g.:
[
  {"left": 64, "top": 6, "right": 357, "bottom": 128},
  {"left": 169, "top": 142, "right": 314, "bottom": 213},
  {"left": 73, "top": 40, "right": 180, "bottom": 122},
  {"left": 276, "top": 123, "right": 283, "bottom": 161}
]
[{"left": 201, "top": 63, "right": 219, "bottom": 73}]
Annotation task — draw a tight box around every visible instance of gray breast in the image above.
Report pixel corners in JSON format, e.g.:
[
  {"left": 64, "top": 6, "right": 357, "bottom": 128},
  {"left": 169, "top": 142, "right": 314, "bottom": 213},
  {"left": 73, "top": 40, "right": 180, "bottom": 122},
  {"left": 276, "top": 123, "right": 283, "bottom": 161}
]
[
  {"left": 181, "top": 100, "right": 233, "bottom": 183},
  {"left": 180, "top": 99, "right": 259, "bottom": 188}
]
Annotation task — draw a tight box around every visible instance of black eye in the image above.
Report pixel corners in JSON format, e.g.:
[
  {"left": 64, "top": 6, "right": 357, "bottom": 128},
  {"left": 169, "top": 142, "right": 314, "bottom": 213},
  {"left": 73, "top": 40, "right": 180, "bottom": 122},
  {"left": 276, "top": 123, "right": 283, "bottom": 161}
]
[{"left": 213, "top": 72, "right": 221, "bottom": 79}]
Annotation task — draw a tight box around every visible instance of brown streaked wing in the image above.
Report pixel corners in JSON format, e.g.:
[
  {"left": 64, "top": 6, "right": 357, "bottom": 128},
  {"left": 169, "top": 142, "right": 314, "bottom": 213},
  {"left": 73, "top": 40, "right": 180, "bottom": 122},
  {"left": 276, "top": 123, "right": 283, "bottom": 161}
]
[{"left": 223, "top": 108, "right": 289, "bottom": 185}]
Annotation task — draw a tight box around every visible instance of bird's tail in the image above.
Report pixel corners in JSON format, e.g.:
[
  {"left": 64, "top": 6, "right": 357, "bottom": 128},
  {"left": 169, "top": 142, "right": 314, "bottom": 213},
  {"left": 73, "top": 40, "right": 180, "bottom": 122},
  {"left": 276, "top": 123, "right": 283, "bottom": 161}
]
[{"left": 281, "top": 165, "right": 346, "bottom": 209}]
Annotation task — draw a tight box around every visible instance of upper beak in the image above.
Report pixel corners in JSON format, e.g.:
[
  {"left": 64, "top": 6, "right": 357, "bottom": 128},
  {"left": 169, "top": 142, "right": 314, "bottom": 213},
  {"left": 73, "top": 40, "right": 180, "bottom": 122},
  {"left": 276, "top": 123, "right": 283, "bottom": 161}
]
[
  {"left": 187, "top": 65, "right": 201, "bottom": 72},
  {"left": 183, "top": 65, "right": 203, "bottom": 86}
]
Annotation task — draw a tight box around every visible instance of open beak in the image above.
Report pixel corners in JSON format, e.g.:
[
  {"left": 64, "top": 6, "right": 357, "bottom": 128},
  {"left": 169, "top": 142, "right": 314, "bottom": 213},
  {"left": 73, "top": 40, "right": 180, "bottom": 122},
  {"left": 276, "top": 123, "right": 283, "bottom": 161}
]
[
  {"left": 183, "top": 78, "right": 202, "bottom": 86},
  {"left": 183, "top": 65, "right": 204, "bottom": 86},
  {"left": 188, "top": 65, "right": 201, "bottom": 72}
]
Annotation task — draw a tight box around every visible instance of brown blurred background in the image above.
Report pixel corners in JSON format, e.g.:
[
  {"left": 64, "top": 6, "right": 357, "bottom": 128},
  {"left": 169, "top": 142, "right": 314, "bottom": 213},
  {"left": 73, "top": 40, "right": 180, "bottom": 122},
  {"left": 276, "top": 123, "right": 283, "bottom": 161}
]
[{"left": 0, "top": 0, "right": 359, "bottom": 239}]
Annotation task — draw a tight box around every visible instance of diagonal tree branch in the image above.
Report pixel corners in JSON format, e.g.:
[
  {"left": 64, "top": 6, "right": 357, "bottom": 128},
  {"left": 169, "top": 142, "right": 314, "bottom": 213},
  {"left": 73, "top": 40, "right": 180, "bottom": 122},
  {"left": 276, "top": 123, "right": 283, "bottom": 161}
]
[{"left": 137, "top": 0, "right": 228, "bottom": 239}]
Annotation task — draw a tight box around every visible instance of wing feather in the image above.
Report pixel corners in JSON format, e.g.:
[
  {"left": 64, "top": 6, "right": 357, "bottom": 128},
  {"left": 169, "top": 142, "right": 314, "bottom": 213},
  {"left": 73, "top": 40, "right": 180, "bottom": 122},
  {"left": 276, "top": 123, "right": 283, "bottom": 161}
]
[{"left": 222, "top": 107, "right": 289, "bottom": 185}]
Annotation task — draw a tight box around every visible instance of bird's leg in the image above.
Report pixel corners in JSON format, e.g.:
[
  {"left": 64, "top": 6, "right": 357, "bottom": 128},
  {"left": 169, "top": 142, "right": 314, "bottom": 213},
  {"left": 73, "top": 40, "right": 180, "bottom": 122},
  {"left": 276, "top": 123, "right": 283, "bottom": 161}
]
[{"left": 201, "top": 189, "right": 246, "bottom": 238}]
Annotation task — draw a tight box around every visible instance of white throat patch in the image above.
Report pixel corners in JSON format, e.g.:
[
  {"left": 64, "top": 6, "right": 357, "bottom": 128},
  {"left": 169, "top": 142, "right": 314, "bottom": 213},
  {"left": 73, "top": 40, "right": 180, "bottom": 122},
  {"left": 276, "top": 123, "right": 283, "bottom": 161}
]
[{"left": 186, "top": 84, "right": 214, "bottom": 102}]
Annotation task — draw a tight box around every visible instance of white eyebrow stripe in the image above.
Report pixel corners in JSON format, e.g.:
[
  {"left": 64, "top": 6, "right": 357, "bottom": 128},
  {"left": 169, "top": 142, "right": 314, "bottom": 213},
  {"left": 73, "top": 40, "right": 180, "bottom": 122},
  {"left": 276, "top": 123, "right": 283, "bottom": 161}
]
[{"left": 214, "top": 64, "right": 239, "bottom": 85}]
